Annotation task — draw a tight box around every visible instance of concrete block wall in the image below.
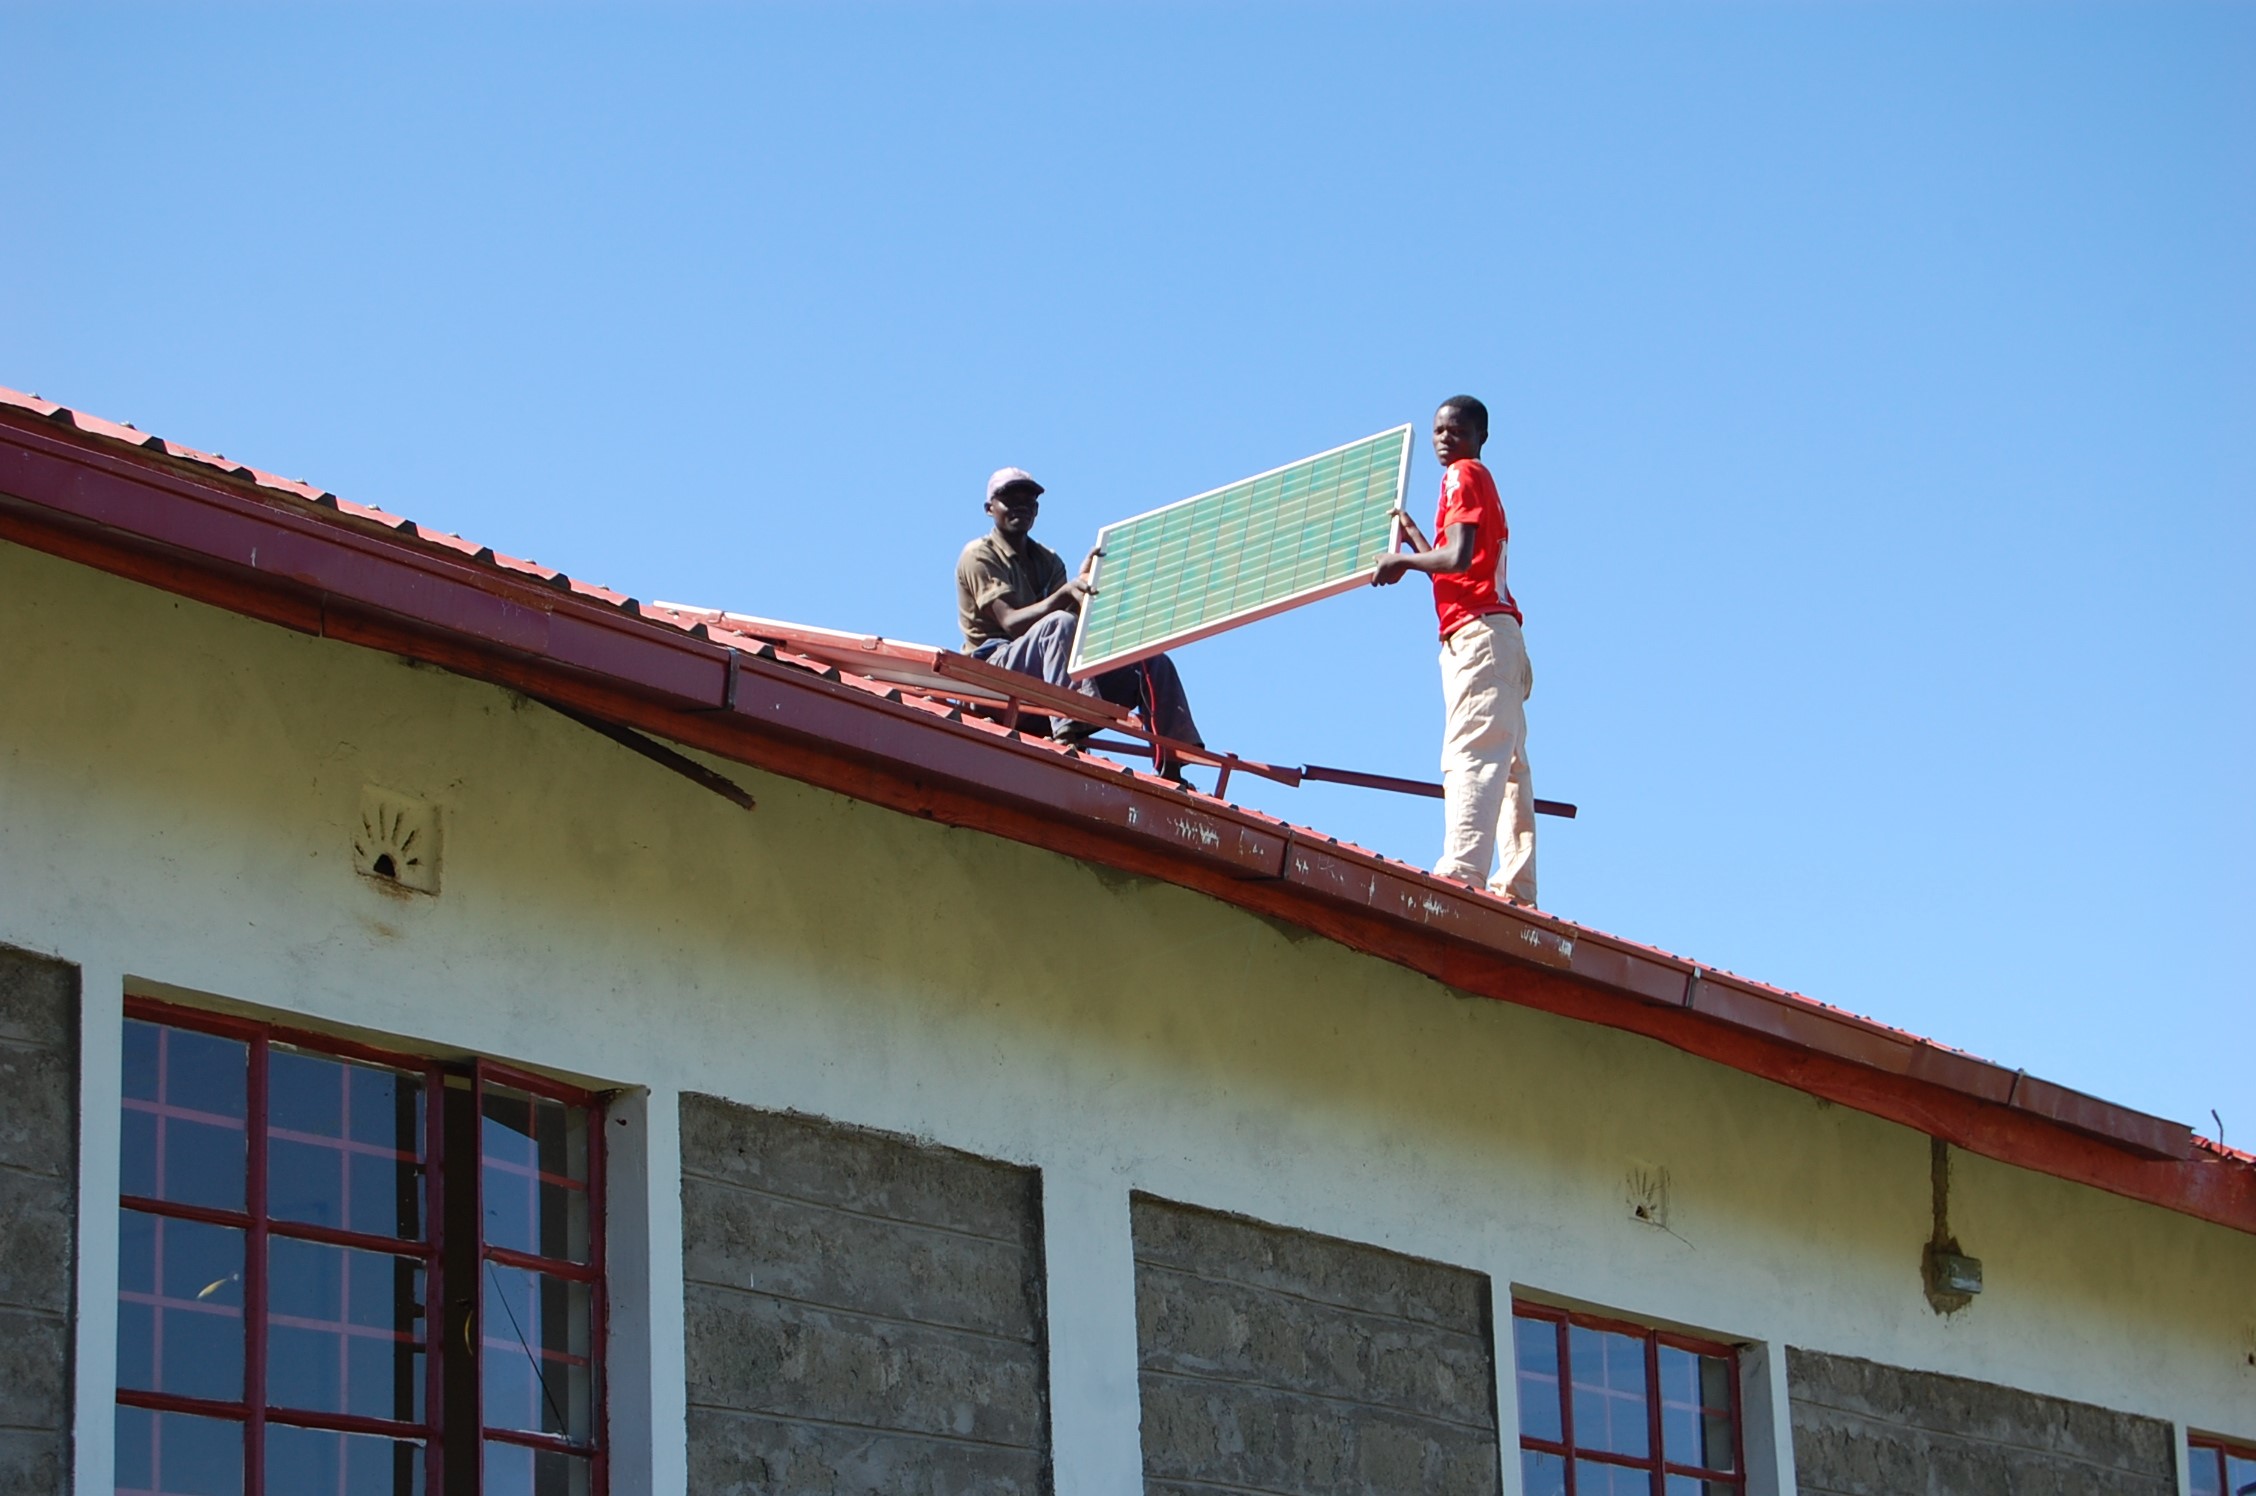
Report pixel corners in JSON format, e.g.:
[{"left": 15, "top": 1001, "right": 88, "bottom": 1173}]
[
  {"left": 1787, "top": 1347, "right": 2178, "bottom": 1496},
  {"left": 1131, "top": 1194, "right": 1500, "bottom": 1496},
  {"left": 0, "top": 946, "right": 77, "bottom": 1496},
  {"left": 677, "top": 1093, "right": 1049, "bottom": 1495}
]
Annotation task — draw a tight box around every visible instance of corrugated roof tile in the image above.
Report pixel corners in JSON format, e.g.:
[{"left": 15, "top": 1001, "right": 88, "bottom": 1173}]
[
  {"left": 0, "top": 388, "right": 62, "bottom": 418},
  {"left": 409, "top": 527, "right": 486, "bottom": 558},
  {"left": 66, "top": 409, "right": 156, "bottom": 447}
]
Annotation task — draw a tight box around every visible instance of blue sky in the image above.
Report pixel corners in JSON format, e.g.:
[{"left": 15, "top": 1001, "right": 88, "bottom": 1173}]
[{"left": 5, "top": 3, "right": 2249, "bottom": 1132}]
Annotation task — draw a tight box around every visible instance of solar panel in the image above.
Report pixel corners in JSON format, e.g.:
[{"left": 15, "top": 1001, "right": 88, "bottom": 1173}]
[{"left": 1068, "top": 424, "right": 1414, "bottom": 679}]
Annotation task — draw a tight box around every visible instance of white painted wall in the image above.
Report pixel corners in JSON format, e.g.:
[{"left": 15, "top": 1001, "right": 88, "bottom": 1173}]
[{"left": 2, "top": 538, "right": 2250, "bottom": 1492}]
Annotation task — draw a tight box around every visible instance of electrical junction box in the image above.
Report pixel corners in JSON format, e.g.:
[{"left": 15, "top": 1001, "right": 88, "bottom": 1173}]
[{"left": 1928, "top": 1250, "right": 1984, "bottom": 1297}]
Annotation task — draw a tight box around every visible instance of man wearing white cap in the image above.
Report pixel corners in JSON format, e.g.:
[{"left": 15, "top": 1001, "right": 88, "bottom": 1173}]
[{"left": 956, "top": 467, "right": 1202, "bottom": 770}]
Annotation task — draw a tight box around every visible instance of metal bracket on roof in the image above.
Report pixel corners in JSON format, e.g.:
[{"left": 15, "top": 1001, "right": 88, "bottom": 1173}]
[
  {"left": 683, "top": 648, "right": 743, "bottom": 716},
  {"left": 1682, "top": 967, "right": 1705, "bottom": 1009}
]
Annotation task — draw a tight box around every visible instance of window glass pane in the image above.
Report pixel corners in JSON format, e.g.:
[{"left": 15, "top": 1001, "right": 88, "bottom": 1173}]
[
  {"left": 1692, "top": 1410, "right": 1736, "bottom": 1474},
  {"left": 1667, "top": 1478, "right": 1738, "bottom": 1496},
  {"left": 1520, "top": 1449, "right": 1567, "bottom": 1496},
  {"left": 1575, "top": 1457, "right": 1651, "bottom": 1496},
  {"left": 481, "top": 1264, "right": 596, "bottom": 1442},
  {"left": 269, "top": 1048, "right": 427, "bottom": 1239},
  {"left": 483, "top": 1440, "right": 594, "bottom": 1496},
  {"left": 1660, "top": 1346, "right": 1736, "bottom": 1473},
  {"left": 265, "top": 1423, "right": 426, "bottom": 1495},
  {"left": 123, "top": 1018, "right": 162, "bottom": 1102},
  {"left": 117, "top": 1209, "right": 244, "bottom": 1403},
  {"left": 1699, "top": 1355, "right": 1735, "bottom": 1413},
  {"left": 1570, "top": 1324, "right": 1650, "bottom": 1458},
  {"left": 1659, "top": 1345, "right": 1696, "bottom": 1463},
  {"left": 120, "top": 1022, "right": 247, "bottom": 1211},
  {"left": 2226, "top": 1453, "right": 2256, "bottom": 1496},
  {"left": 121, "top": 1106, "right": 159, "bottom": 1200},
  {"left": 2187, "top": 1447, "right": 2221, "bottom": 1496},
  {"left": 267, "top": 1237, "right": 428, "bottom": 1424},
  {"left": 1658, "top": 1341, "right": 1696, "bottom": 1408},
  {"left": 114, "top": 1404, "right": 244, "bottom": 1496},
  {"left": 1513, "top": 1314, "right": 1564, "bottom": 1444},
  {"left": 481, "top": 1087, "right": 591, "bottom": 1263}
]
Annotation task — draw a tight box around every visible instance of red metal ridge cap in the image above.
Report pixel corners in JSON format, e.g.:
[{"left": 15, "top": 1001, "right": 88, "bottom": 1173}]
[{"left": 0, "top": 389, "right": 2225, "bottom": 1209}]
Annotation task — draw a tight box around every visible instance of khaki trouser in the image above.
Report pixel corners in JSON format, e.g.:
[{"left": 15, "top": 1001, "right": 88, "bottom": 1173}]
[{"left": 1434, "top": 614, "right": 1537, "bottom": 905}]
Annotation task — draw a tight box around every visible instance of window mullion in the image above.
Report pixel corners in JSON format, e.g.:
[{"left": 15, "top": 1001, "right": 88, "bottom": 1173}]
[
  {"left": 116, "top": 1388, "right": 252, "bottom": 1420},
  {"left": 245, "top": 1033, "right": 270, "bottom": 1496},
  {"left": 1730, "top": 1346, "right": 1749, "bottom": 1491},
  {"left": 1644, "top": 1332, "right": 1665, "bottom": 1496},
  {"left": 473, "top": 1062, "right": 491, "bottom": 1472},
  {"left": 588, "top": 1085, "right": 610, "bottom": 1496},
  {"left": 424, "top": 1060, "right": 449, "bottom": 1496},
  {"left": 1557, "top": 1316, "right": 1577, "bottom": 1496},
  {"left": 263, "top": 1407, "right": 429, "bottom": 1440},
  {"left": 118, "top": 1195, "right": 253, "bottom": 1230},
  {"left": 1663, "top": 1460, "right": 1741, "bottom": 1481},
  {"left": 483, "top": 1243, "right": 602, "bottom": 1280}
]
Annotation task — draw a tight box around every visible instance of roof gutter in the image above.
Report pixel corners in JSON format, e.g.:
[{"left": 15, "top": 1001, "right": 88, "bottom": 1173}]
[{"left": 2, "top": 405, "right": 2248, "bottom": 1238}]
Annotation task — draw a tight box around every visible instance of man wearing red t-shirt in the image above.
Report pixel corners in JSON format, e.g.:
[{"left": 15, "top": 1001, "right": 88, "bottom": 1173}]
[{"left": 1372, "top": 396, "right": 1537, "bottom": 905}]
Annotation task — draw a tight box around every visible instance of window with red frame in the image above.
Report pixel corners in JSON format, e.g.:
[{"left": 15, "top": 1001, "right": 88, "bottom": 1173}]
[
  {"left": 114, "top": 999, "right": 607, "bottom": 1496},
  {"left": 2190, "top": 1434, "right": 2256, "bottom": 1496},
  {"left": 1511, "top": 1302, "right": 1744, "bottom": 1496}
]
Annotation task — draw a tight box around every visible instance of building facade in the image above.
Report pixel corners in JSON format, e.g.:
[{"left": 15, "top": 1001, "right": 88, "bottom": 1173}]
[{"left": 1, "top": 389, "right": 2251, "bottom": 1494}]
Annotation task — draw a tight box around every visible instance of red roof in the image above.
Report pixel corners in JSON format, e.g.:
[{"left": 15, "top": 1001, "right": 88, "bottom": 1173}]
[{"left": 3, "top": 384, "right": 2249, "bottom": 1236}]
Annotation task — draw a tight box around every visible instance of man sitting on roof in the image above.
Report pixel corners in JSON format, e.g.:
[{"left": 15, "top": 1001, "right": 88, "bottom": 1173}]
[{"left": 956, "top": 466, "right": 1202, "bottom": 768}]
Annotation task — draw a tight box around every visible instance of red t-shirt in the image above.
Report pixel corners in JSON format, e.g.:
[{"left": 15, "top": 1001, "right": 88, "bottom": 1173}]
[{"left": 1430, "top": 458, "right": 1521, "bottom": 640}]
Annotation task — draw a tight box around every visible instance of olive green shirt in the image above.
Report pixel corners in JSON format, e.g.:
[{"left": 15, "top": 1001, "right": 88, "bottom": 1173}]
[{"left": 956, "top": 532, "right": 1068, "bottom": 649}]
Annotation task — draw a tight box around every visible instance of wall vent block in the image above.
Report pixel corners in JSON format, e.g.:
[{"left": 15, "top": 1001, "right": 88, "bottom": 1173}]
[
  {"left": 354, "top": 786, "right": 442, "bottom": 894},
  {"left": 1626, "top": 1162, "right": 1670, "bottom": 1229}
]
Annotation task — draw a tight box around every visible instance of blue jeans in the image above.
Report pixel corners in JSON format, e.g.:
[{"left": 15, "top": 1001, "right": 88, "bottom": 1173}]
[{"left": 972, "top": 611, "right": 1202, "bottom": 747}]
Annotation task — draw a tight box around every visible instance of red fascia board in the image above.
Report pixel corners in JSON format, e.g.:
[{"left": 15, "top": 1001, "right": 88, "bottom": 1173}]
[
  {"left": 1688, "top": 973, "right": 2187, "bottom": 1159},
  {"left": 1692, "top": 972, "right": 1922, "bottom": 1076},
  {"left": 1904, "top": 1041, "right": 2018, "bottom": 1105},
  {"left": 1566, "top": 934, "right": 1693, "bottom": 1006},
  {"left": 0, "top": 410, "right": 2236, "bottom": 1231},
  {"left": 1282, "top": 838, "right": 1578, "bottom": 971},
  {"left": 2007, "top": 1073, "right": 2190, "bottom": 1162}
]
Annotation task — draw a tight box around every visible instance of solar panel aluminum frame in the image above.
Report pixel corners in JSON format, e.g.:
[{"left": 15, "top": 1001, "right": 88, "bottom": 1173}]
[{"left": 1066, "top": 424, "right": 1414, "bottom": 680}]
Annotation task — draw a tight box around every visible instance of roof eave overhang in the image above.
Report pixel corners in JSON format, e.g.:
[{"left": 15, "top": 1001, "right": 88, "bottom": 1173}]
[{"left": 4, "top": 408, "right": 2248, "bottom": 1237}]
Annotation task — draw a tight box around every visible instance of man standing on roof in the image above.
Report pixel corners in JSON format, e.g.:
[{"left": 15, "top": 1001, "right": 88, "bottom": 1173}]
[
  {"left": 1371, "top": 396, "right": 1537, "bottom": 906},
  {"left": 957, "top": 467, "right": 1203, "bottom": 773}
]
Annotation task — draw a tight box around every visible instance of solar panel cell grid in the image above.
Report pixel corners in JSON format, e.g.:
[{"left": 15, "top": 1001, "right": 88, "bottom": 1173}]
[{"left": 1070, "top": 425, "right": 1412, "bottom": 678}]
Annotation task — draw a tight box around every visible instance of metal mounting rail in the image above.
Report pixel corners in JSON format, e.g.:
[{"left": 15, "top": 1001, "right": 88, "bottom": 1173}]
[
  {"left": 1300, "top": 761, "right": 1578, "bottom": 819},
  {"left": 646, "top": 607, "right": 1579, "bottom": 813}
]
